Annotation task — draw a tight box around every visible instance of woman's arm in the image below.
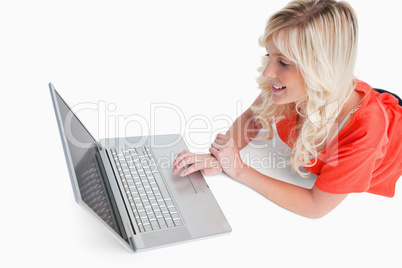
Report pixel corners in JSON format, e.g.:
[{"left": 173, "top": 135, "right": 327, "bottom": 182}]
[
  {"left": 226, "top": 93, "right": 264, "bottom": 150},
  {"left": 173, "top": 93, "right": 263, "bottom": 177},
  {"left": 209, "top": 134, "right": 348, "bottom": 219},
  {"left": 236, "top": 165, "right": 348, "bottom": 218}
]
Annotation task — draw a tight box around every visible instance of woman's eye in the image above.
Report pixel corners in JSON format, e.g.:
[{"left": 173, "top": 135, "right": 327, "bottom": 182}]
[
  {"left": 279, "top": 61, "right": 289, "bottom": 67},
  {"left": 265, "top": 53, "right": 270, "bottom": 57}
]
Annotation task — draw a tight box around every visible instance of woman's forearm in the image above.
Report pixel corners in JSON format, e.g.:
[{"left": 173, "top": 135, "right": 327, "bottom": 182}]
[
  {"left": 234, "top": 165, "right": 347, "bottom": 218},
  {"left": 225, "top": 109, "right": 262, "bottom": 150},
  {"left": 225, "top": 94, "right": 263, "bottom": 150}
]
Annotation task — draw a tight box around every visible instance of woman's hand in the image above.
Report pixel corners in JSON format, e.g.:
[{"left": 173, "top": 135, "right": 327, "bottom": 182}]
[
  {"left": 172, "top": 151, "right": 223, "bottom": 177},
  {"left": 209, "top": 134, "right": 245, "bottom": 180}
]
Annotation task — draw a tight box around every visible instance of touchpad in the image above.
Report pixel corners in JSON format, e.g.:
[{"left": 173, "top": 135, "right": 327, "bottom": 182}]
[{"left": 171, "top": 173, "right": 197, "bottom": 195}]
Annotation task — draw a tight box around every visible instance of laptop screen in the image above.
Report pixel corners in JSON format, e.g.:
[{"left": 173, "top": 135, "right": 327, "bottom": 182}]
[{"left": 53, "top": 89, "right": 128, "bottom": 244}]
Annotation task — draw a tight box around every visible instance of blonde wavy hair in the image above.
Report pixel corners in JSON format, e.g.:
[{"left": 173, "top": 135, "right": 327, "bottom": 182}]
[{"left": 252, "top": 0, "right": 359, "bottom": 178}]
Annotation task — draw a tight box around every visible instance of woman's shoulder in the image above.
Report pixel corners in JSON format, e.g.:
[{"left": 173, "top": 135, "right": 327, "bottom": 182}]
[
  {"left": 350, "top": 109, "right": 386, "bottom": 149},
  {"left": 349, "top": 80, "right": 402, "bottom": 148},
  {"left": 355, "top": 79, "right": 401, "bottom": 110}
]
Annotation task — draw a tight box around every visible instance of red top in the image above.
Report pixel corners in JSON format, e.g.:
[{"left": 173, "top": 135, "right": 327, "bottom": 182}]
[{"left": 276, "top": 80, "right": 402, "bottom": 197}]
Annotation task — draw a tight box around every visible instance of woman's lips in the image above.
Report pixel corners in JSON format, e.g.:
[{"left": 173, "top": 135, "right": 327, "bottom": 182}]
[{"left": 271, "top": 83, "right": 286, "bottom": 93}]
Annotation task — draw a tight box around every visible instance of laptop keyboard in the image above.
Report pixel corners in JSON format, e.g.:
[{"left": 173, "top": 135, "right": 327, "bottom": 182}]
[{"left": 110, "top": 147, "right": 184, "bottom": 233}]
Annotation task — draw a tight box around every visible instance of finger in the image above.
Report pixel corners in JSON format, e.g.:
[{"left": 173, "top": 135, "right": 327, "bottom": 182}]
[
  {"left": 216, "top": 133, "right": 230, "bottom": 141},
  {"left": 174, "top": 150, "right": 191, "bottom": 163},
  {"left": 173, "top": 155, "right": 198, "bottom": 173},
  {"left": 173, "top": 156, "right": 193, "bottom": 173},
  {"left": 212, "top": 135, "right": 229, "bottom": 146},
  {"left": 211, "top": 139, "right": 230, "bottom": 150},
  {"left": 211, "top": 142, "right": 221, "bottom": 150},
  {"left": 213, "top": 137, "right": 228, "bottom": 145},
  {"left": 180, "top": 162, "right": 204, "bottom": 177},
  {"left": 173, "top": 150, "right": 191, "bottom": 166},
  {"left": 209, "top": 147, "right": 221, "bottom": 160}
]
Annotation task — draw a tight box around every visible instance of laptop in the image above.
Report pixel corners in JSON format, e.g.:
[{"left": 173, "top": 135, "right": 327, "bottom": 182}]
[{"left": 49, "top": 83, "right": 231, "bottom": 252}]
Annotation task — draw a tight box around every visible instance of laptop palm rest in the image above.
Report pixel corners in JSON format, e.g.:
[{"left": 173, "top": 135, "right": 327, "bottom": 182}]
[
  {"left": 171, "top": 173, "right": 197, "bottom": 195},
  {"left": 169, "top": 169, "right": 209, "bottom": 195}
]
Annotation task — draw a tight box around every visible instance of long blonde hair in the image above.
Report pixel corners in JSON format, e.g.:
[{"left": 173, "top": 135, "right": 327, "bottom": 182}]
[{"left": 252, "top": 0, "right": 359, "bottom": 178}]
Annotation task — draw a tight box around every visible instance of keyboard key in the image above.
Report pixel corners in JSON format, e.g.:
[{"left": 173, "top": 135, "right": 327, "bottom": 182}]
[
  {"left": 144, "top": 167, "right": 152, "bottom": 174},
  {"left": 138, "top": 189, "right": 146, "bottom": 196},
  {"left": 142, "top": 218, "right": 150, "bottom": 226},
  {"left": 144, "top": 186, "right": 152, "bottom": 193},
  {"left": 145, "top": 207, "right": 153, "bottom": 214},
  {"left": 161, "top": 207, "right": 169, "bottom": 214},
  {"left": 165, "top": 199, "right": 174, "bottom": 208},
  {"left": 158, "top": 200, "right": 166, "bottom": 208},
  {"left": 148, "top": 214, "right": 156, "bottom": 221},
  {"left": 163, "top": 212, "right": 171, "bottom": 221},
  {"left": 133, "top": 211, "right": 140, "bottom": 219},
  {"left": 153, "top": 189, "right": 161, "bottom": 196},
  {"left": 171, "top": 213, "right": 180, "bottom": 220},
  {"left": 144, "top": 224, "right": 152, "bottom": 232},
  {"left": 151, "top": 220, "right": 160, "bottom": 230},
  {"left": 158, "top": 218, "right": 168, "bottom": 229},
  {"left": 168, "top": 207, "right": 177, "bottom": 214},
  {"left": 137, "top": 205, "right": 145, "bottom": 212},
  {"left": 136, "top": 147, "right": 145, "bottom": 157},
  {"left": 166, "top": 219, "right": 174, "bottom": 228},
  {"left": 174, "top": 219, "right": 183, "bottom": 226}
]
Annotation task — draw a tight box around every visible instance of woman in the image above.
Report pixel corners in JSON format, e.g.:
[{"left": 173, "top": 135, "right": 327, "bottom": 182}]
[{"left": 172, "top": 0, "right": 402, "bottom": 218}]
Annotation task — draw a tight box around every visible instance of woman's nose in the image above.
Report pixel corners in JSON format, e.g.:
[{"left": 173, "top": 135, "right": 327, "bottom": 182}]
[{"left": 263, "top": 61, "right": 276, "bottom": 79}]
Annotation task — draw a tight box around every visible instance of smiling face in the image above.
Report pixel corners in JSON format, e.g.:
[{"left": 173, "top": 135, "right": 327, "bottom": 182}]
[{"left": 263, "top": 39, "right": 306, "bottom": 105}]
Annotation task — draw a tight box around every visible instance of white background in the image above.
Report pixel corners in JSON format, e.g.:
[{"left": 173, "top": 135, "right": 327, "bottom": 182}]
[{"left": 1, "top": 0, "right": 402, "bottom": 267}]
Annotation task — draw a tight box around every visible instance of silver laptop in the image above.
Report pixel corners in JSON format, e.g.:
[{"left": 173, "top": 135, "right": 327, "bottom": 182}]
[{"left": 49, "top": 83, "right": 231, "bottom": 252}]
